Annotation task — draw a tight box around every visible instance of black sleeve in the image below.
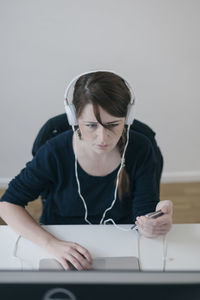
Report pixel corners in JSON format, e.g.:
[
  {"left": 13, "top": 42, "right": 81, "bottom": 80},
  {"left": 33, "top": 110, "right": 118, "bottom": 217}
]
[
  {"left": 131, "top": 119, "right": 163, "bottom": 195},
  {"left": 0, "top": 143, "right": 57, "bottom": 207},
  {"left": 131, "top": 138, "right": 159, "bottom": 221}
]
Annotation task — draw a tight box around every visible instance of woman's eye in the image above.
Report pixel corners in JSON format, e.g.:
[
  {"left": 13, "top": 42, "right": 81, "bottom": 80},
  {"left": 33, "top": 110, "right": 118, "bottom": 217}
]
[
  {"left": 86, "top": 124, "right": 97, "bottom": 128},
  {"left": 85, "top": 123, "right": 119, "bottom": 129}
]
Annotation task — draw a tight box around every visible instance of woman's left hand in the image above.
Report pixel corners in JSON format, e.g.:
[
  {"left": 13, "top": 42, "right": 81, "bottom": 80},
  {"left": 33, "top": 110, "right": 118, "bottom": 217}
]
[{"left": 135, "top": 200, "right": 173, "bottom": 238}]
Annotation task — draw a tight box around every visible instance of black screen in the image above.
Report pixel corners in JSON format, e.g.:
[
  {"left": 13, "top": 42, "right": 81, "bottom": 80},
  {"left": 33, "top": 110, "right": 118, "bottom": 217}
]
[{"left": 1, "top": 283, "right": 200, "bottom": 300}]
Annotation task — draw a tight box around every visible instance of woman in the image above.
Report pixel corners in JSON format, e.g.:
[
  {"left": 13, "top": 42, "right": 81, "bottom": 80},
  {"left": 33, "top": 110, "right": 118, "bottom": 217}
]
[{"left": 0, "top": 71, "right": 173, "bottom": 270}]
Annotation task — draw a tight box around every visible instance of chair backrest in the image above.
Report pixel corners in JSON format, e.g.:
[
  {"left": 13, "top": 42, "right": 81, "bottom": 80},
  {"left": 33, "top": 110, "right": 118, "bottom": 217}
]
[{"left": 32, "top": 113, "right": 163, "bottom": 194}]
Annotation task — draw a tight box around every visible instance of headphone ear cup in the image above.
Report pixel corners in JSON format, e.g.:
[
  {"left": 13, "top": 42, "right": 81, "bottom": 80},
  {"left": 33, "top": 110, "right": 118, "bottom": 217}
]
[
  {"left": 64, "top": 100, "right": 78, "bottom": 126},
  {"left": 125, "top": 102, "right": 135, "bottom": 125}
]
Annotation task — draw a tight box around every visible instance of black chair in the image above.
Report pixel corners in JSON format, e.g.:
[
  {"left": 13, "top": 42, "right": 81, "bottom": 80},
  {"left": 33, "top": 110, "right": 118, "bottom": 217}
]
[{"left": 32, "top": 114, "right": 163, "bottom": 200}]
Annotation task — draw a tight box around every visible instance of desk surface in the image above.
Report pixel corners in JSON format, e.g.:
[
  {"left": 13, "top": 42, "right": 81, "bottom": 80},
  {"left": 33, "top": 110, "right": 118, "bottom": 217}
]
[{"left": 0, "top": 224, "right": 200, "bottom": 271}]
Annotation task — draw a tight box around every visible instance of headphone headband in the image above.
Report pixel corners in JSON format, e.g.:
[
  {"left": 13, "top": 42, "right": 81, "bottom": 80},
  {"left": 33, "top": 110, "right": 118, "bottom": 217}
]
[{"left": 64, "top": 70, "right": 135, "bottom": 126}]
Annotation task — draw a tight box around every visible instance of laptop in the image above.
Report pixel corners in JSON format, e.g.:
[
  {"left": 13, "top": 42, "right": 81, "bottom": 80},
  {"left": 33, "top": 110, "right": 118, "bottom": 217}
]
[{"left": 39, "top": 256, "right": 139, "bottom": 271}]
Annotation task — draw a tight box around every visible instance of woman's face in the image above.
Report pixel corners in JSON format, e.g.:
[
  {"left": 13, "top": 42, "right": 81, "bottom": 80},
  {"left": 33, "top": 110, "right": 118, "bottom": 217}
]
[{"left": 77, "top": 104, "right": 125, "bottom": 154}]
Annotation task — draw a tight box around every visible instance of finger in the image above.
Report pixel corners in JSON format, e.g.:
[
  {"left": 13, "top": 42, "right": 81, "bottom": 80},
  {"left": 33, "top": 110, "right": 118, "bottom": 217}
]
[
  {"left": 154, "top": 223, "right": 172, "bottom": 231},
  {"left": 160, "top": 207, "right": 170, "bottom": 214},
  {"left": 144, "top": 213, "right": 172, "bottom": 226},
  {"left": 136, "top": 216, "right": 153, "bottom": 228},
  {"left": 144, "top": 219, "right": 171, "bottom": 232},
  {"left": 136, "top": 216, "right": 171, "bottom": 236},
  {"left": 135, "top": 217, "right": 144, "bottom": 229},
  {"left": 145, "top": 220, "right": 172, "bottom": 235},
  {"left": 67, "top": 254, "right": 86, "bottom": 270},
  {"left": 156, "top": 200, "right": 173, "bottom": 214},
  {"left": 69, "top": 249, "right": 92, "bottom": 269},
  {"left": 151, "top": 227, "right": 171, "bottom": 235},
  {"left": 136, "top": 216, "right": 146, "bottom": 223},
  {"left": 59, "top": 258, "right": 71, "bottom": 270},
  {"left": 137, "top": 224, "right": 170, "bottom": 237},
  {"left": 72, "top": 243, "right": 93, "bottom": 264},
  {"left": 152, "top": 215, "right": 172, "bottom": 230}
]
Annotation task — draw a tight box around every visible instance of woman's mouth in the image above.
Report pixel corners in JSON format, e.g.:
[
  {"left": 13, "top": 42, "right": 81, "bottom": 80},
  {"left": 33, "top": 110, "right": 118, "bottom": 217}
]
[{"left": 96, "top": 144, "right": 108, "bottom": 149}]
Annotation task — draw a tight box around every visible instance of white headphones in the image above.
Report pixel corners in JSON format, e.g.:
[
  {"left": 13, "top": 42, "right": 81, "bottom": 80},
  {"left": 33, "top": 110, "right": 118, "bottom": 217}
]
[
  {"left": 64, "top": 70, "right": 136, "bottom": 226},
  {"left": 64, "top": 70, "right": 136, "bottom": 126}
]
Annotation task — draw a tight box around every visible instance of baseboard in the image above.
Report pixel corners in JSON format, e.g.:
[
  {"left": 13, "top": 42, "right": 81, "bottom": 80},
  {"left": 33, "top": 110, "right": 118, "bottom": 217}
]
[
  {"left": 161, "top": 171, "right": 200, "bottom": 183},
  {"left": 0, "top": 172, "right": 200, "bottom": 189}
]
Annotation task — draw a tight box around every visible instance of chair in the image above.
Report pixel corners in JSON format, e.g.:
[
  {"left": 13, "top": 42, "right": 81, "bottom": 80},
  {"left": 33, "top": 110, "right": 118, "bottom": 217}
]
[{"left": 32, "top": 114, "right": 163, "bottom": 201}]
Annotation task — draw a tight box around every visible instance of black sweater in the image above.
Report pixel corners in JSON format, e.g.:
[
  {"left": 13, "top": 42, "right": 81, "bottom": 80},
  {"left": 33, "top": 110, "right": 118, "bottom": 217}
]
[{"left": 0, "top": 130, "right": 159, "bottom": 225}]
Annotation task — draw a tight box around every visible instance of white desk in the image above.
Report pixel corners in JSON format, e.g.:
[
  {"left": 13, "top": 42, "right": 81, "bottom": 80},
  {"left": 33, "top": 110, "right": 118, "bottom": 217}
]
[{"left": 0, "top": 224, "right": 200, "bottom": 271}]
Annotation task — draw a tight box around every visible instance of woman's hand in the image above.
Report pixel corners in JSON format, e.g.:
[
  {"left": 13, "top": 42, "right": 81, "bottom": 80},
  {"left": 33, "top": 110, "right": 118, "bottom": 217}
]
[
  {"left": 0, "top": 202, "right": 93, "bottom": 270},
  {"left": 45, "top": 238, "right": 93, "bottom": 270},
  {"left": 135, "top": 200, "right": 173, "bottom": 238}
]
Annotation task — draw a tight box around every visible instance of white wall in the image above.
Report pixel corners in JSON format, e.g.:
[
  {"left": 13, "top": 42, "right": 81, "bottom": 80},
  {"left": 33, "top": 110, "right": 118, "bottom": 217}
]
[{"left": 0, "top": 0, "right": 200, "bottom": 186}]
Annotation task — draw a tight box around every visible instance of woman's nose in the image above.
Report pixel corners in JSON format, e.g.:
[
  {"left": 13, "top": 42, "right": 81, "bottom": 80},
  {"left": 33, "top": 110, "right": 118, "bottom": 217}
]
[{"left": 96, "top": 125, "right": 109, "bottom": 143}]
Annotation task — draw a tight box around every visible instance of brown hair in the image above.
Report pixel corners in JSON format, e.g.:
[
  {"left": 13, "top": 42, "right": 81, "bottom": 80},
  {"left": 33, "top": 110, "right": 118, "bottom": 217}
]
[{"left": 73, "top": 71, "right": 131, "bottom": 199}]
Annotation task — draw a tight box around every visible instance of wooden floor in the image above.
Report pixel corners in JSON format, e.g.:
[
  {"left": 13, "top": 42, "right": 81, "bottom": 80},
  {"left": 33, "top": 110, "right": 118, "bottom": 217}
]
[
  {"left": 160, "top": 182, "right": 200, "bottom": 223},
  {"left": 0, "top": 182, "right": 200, "bottom": 225}
]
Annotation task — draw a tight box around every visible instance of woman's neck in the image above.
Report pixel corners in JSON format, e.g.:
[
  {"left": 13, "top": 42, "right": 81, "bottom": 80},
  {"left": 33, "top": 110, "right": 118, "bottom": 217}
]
[{"left": 72, "top": 132, "right": 121, "bottom": 176}]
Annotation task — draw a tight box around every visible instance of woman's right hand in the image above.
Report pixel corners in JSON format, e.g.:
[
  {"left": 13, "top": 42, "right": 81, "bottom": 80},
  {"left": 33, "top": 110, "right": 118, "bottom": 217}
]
[
  {"left": 45, "top": 238, "right": 93, "bottom": 270},
  {"left": 0, "top": 202, "right": 92, "bottom": 270}
]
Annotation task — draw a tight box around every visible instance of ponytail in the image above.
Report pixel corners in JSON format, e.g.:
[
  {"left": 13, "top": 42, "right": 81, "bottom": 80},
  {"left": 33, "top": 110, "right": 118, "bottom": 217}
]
[{"left": 117, "top": 128, "right": 130, "bottom": 200}]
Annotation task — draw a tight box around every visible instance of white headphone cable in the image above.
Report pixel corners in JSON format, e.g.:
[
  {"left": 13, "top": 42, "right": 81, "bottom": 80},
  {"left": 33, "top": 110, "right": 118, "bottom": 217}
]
[
  {"left": 12, "top": 235, "right": 23, "bottom": 269},
  {"left": 72, "top": 125, "right": 92, "bottom": 225},
  {"left": 103, "top": 219, "right": 132, "bottom": 232},
  {"left": 100, "top": 124, "right": 131, "bottom": 225},
  {"left": 12, "top": 234, "right": 36, "bottom": 270},
  {"left": 71, "top": 124, "right": 169, "bottom": 272},
  {"left": 162, "top": 233, "right": 168, "bottom": 271},
  {"left": 136, "top": 229, "right": 142, "bottom": 271},
  {"left": 72, "top": 125, "right": 131, "bottom": 228}
]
